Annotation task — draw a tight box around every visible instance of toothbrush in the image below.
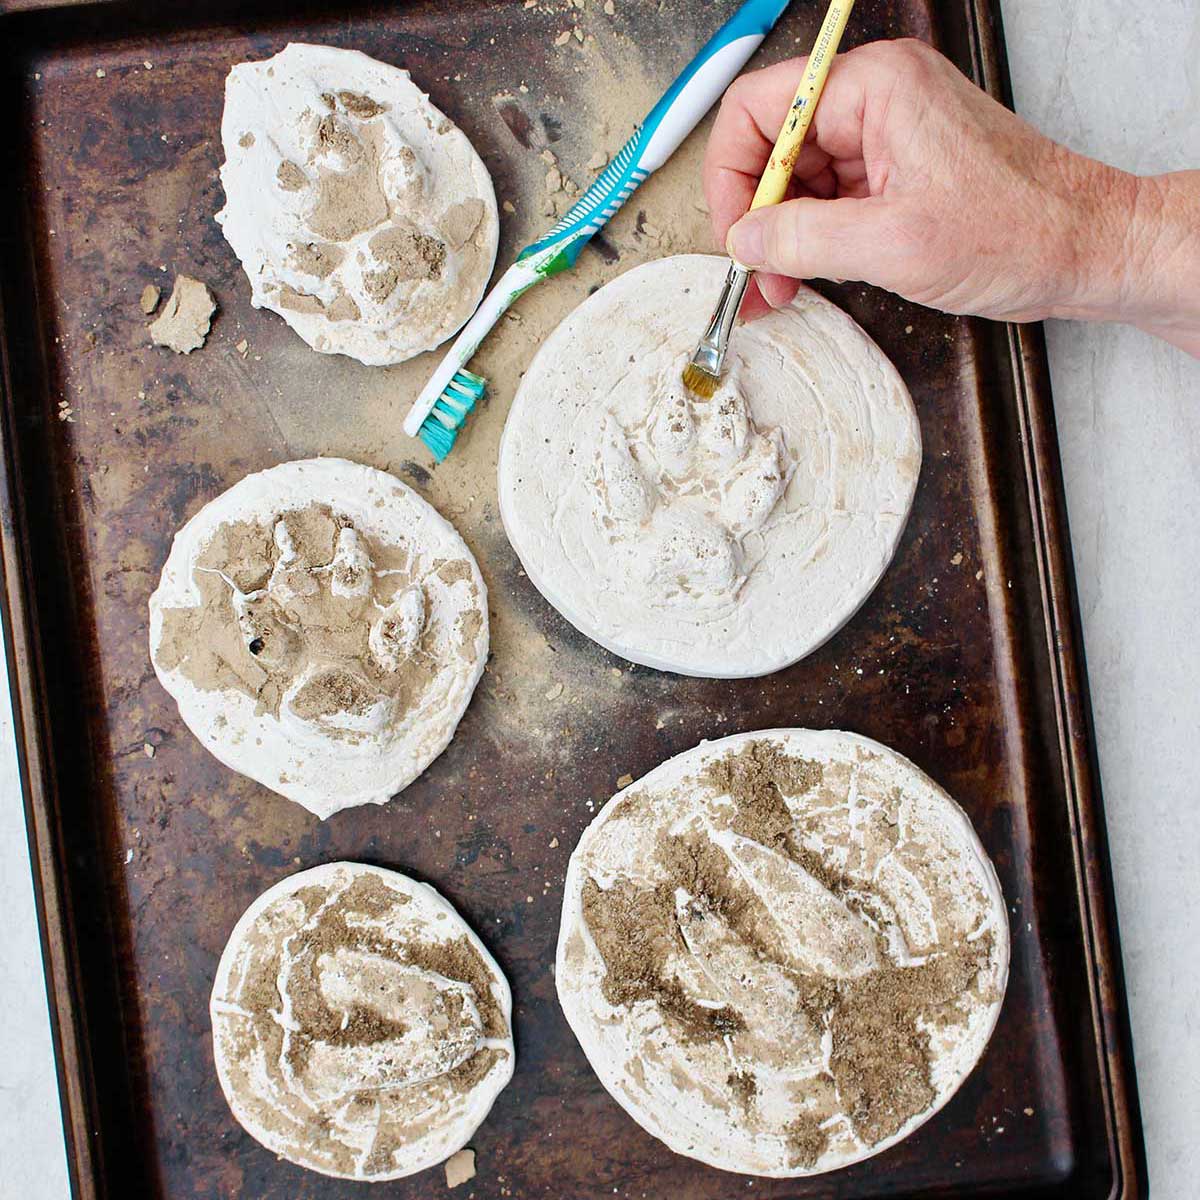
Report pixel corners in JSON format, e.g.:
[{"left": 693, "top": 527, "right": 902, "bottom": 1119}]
[
  {"left": 404, "top": 0, "right": 794, "bottom": 460},
  {"left": 682, "top": 0, "right": 855, "bottom": 398}
]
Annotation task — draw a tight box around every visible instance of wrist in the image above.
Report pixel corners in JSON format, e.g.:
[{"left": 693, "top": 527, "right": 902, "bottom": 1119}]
[
  {"left": 1046, "top": 153, "right": 1140, "bottom": 323},
  {"left": 1124, "top": 171, "right": 1200, "bottom": 353},
  {"left": 1052, "top": 161, "right": 1200, "bottom": 348}
]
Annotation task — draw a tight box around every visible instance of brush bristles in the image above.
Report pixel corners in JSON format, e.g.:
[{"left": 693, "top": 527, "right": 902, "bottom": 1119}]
[
  {"left": 681, "top": 361, "right": 719, "bottom": 399},
  {"left": 418, "top": 369, "right": 487, "bottom": 462}
]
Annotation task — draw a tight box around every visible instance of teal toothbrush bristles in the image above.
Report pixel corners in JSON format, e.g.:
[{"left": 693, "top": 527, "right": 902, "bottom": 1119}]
[{"left": 417, "top": 369, "right": 487, "bottom": 462}]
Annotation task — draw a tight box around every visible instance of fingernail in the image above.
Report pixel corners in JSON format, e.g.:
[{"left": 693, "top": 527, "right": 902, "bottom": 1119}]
[{"left": 727, "top": 214, "right": 765, "bottom": 268}]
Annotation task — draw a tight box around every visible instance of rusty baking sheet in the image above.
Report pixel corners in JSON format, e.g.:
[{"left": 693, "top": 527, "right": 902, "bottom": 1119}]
[{"left": 0, "top": 0, "right": 1145, "bottom": 1196}]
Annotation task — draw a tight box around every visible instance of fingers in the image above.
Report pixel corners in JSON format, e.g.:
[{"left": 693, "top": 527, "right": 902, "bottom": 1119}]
[
  {"left": 737, "top": 278, "right": 774, "bottom": 322},
  {"left": 736, "top": 273, "right": 801, "bottom": 322},
  {"left": 704, "top": 41, "right": 911, "bottom": 251},
  {"left": 704, "top": 43, "right": 896, "bottom": 181},
  {"left": 703, "top": 58, "right": 834, "bottom": 249},
  {"left": 705, "top": 163, "right": 758, "bottom": 258},
  {"left": 727, "top": 195, "right": 896, "bottom": 286},
  {"left": 702, "top": 41, "right": 941, "bottom": 304},
  {"left": 700, "top": 37, "right": 1071, "bottom": 321},
  {"left": 703, "top": 59, "right": 811, "bottom": 187},
  {"left": 707, "top": 164, "right": 830, "bottom": 256},
  {"left": 706, "top": 147, "right": 832, "bottom": 245},
  {"left": 756, "top": 273, "right": 802, "bottom": 309},
  {"left": 704, "top": 55, "right": 871, "bottom": 181}
]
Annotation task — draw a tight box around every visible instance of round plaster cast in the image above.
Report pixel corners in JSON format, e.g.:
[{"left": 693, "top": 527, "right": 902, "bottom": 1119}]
[
  {"left": 211, "top": 862, "right": 514, "bottom": 1180},
  {"left": 497, "top": 254, "right": 921, "bottom": 677},
  {"left": 148, "top": 458, "right": 488, "bottom": 818},
  {"left": 557, "top": 728, "right": 1008, "bottom": 1177},
  {"left": 216, "top": 42, "right": 498, "bottom": 365}
]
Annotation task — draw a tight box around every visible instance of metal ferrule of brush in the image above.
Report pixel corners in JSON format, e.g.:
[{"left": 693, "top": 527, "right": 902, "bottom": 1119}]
[{"left": 689, "top": 261, "right": 752, "bottom": 380}]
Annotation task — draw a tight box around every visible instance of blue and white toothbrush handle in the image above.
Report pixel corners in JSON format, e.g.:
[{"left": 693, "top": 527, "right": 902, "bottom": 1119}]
[
  {"left": 518, "top": 0, "right": 792, "bottom": 271},
  {"left": 403, "top": 0, "right": 791, "bottom": 443}
]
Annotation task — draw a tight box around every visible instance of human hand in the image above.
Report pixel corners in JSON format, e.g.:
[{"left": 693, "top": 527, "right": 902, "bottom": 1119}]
[{"left": 703, "top": 38, "right": 1185, "bottom": 336}]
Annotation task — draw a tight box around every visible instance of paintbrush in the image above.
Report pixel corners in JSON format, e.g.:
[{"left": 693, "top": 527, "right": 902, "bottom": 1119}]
[{"left": 682, "top": 0, "right": 855, "bottom": 399}]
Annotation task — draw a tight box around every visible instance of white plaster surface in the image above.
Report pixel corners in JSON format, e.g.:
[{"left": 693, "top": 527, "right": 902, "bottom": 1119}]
[{"left": 1, "top": 4, "right": 1197, "bottom": 1195}]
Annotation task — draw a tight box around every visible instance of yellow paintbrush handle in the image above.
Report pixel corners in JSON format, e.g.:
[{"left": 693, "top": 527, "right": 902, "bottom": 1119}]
[{"left": 751, "top": 0, "right": 855, "bottom": 211}]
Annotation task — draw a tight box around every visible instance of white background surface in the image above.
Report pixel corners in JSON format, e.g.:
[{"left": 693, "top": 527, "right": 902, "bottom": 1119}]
[{"left": 2, "top": 2, "right": 1197, "bottom": 1195}]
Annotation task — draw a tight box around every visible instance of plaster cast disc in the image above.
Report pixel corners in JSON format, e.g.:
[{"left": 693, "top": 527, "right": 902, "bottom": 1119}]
[
  {"left": 148, "top": 457, "right": 488, "bottom": 818},
  {"left": 216, "top": 43, "right": 499, "bottom": 365},
  {"left": 211, "top": 862, "right": 514, "bottom": 1180},
  {"left": 556, "top": 728, "right": 1008, "bottom": 1177},
  {"left": 498, "top": 254, "right": 921, "bottom": 677}
]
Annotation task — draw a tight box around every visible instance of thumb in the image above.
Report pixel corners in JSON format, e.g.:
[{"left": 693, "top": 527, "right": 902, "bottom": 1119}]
[{"left": 727, "top": 196, "right": 895, "bottom": 285}]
